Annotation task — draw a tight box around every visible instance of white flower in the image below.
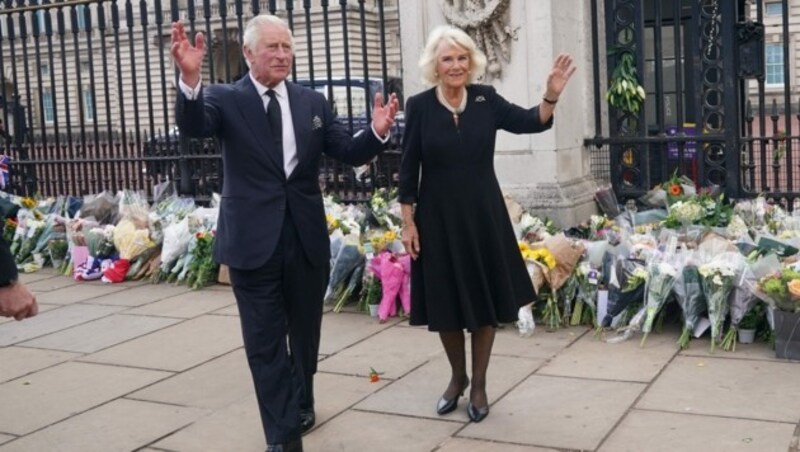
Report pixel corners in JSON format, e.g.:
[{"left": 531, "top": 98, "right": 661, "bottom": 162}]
[{"left": 657, "top": 262, "right": 677, "bottom": 277}]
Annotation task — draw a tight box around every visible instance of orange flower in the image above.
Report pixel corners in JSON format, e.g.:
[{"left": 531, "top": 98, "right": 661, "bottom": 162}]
[
  {"left": 368, "top": 367, "right": 381, "bottom": 383},
  {"left": 787, "top": 279, "right": 800, "bottom": 300},
  {"left": 668, "top": 184, "right": 682, "bottom": 196}
]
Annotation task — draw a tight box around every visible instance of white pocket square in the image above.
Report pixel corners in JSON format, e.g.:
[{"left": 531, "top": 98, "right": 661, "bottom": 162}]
[{"left": 312, "top": 115, "right": 323, "bottom": 130}]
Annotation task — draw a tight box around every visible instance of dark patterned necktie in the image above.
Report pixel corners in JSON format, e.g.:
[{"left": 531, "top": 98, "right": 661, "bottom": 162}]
[{"left": 265, "top": 89, "right": 284, "bottom": 165}]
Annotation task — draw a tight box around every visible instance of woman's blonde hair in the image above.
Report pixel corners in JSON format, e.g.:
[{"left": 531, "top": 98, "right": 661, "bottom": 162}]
[{"left": 418, "top": 25, "right": 487, "bottom": 86}]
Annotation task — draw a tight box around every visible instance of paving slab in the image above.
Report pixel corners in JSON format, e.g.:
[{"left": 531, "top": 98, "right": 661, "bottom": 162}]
[
  {"left": 123, "top": 289, "right": 236, "bottom": 318},
  {"left": 0, "top": 303, "right": 59, "bottom": 324},
  {"left": 537, "top": 328, "right": 679, "bottom": 382},
  {"left": 0, "top": 304, "right": 123, "bottom": 346},
  {"left": 492, "top": 325, "right": 584, "bottom": 359},
  {"left": 17, "top": 271, "right": 59, "bottom": 284},
  {"left": 81, "top": 315, "right": 243, "bottom": 372},
  {"left": 462, "top": 375, "right": 646, "bottom": 451},
  {"left": 303, "top": 410, "right": 462, "bottom": 452},
  {"left": 129, "top": 349, "right": 252, "bottom": 409},
  {"left": 152, "top": 393, "right": 266, "bottom": 452},
  {"left": 317, "top": 326, "right": 443, "bottom": 379},
  {"left": 0, "top": 347, "right": 78, "bottom": 383},
  {"left": 0, "top": 398, "right": 209, "bottom": 452},
  {"left": 24, "top": 276, "right": 78, "bottom": 293},
  {"left": 313, "top": 371, "right": 389, "bottom": 429},
  {"left": 437, "top": 438, "right": 560, "bottom": 452},
  {"left": 20, "top": 314, "right": 181, "bottom": 353},
  {"left": 0, "top": 434, "right": 14, "bottom": 445},
  {"left": 637, "top": 355, "right": 800, "bottom": 423},
  {"left": 598, "top": 409, "right": 797, "bottom": 452},
  {"left": 319, "top": 311, "right": 398, "bottom": 355},
  {"left": 212, "top": 303, "right": 239, "bottom": 316},
  {"left": 34, "top": 283, "right": 129, "bottom": 305},
  {"left": 0, "top": 361, "right": 170, "bottom": 435},
  {"left": 82, "top": 283, "right": 193, "bottom": 307},
  {"left": 356, "top": 355, "right": 542, "bottom": 421}
]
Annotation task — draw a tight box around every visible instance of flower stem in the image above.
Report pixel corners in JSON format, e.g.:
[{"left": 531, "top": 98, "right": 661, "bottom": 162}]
[{"left": 677, "top": 327, "right": 692, "bottom": 350}]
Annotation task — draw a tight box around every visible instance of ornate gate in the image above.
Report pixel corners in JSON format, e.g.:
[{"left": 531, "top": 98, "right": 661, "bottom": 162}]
[{"left": 587, "top": 0, "right": 800, "bottom": 208}]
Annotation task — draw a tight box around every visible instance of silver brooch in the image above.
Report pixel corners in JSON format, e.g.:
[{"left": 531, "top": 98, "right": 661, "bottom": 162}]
[
  {"left": 312, "top": 115, "right": 323, "bottom": 130},
  {"left": 475, "top": 95, "right": 486, "bottom": 103}
]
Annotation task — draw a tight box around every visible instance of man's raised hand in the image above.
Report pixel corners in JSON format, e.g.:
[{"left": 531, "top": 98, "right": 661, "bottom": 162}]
[
  {"left": 371, "top": 92, "right": 400, "bottom": 139},
  {"left": 171, "top": 21, "right": 206, "bottom": 88}
]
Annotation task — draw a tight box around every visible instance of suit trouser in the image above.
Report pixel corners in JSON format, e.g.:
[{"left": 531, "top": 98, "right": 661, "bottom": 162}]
[{"left": 229, "top": 211, "right": 328, "bottom": 445}]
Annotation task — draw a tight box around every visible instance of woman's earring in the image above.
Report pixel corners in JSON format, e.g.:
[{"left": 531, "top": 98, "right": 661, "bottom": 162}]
[{"left": 435, "top": 72, "right": 439, "bottom": 78}]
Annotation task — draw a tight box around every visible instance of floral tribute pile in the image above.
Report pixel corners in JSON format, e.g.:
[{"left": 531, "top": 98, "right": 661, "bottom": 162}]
[
  {"left": 1, "top": 183, "right": 219, "bottom": 290},
  {"left": 3, "top": 175, "right": 800, "bottom": 358}
]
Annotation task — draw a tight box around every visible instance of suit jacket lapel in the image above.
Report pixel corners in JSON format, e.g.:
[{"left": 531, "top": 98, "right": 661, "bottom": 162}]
[
  {"left": 234, "top": 77, "right": 284, "bottom": 171},
  {"left": 287, "top": 82, "right": 310, "bottom": 180}
]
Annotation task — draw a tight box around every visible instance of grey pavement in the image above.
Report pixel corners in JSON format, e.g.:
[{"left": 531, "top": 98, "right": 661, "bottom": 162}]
[{"left": 1, "top": 269, "right": 799, "bottom": 452}]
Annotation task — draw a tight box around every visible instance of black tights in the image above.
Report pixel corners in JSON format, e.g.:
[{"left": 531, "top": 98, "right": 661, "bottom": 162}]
[{"left": 438, "top": 325, "right": 495, "bottom": 409}]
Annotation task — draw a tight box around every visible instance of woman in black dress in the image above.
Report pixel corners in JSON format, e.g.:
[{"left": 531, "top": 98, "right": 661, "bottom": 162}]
[{"left": 399, "top": 25, "right": 575, "bottom": 422}]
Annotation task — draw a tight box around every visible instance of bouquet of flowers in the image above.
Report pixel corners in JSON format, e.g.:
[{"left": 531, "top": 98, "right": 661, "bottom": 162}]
[
  {"left": 640, "top": 259, "right": 678, "bottom": 347},
  {"left": 325, "top": 232, "right": 364, "bottom": 304},
  {"left": 78, "top": 225, "right": 116, "bottom": 280},
  {"left": 571, "top": 260, "right": 601, "bottom": 327},
  {"left": 367, "top": 188, "right": 400, "bottom": 229},
  {"left": 599, "top": 257, "right": 646, "bottom": 335},
  {"left": 102, "top": 218, "right": 155, "bottom": 283},
  {"left": 719, "top": 265, "right": 758, "bottom": 351},
  {"left": 753, "top": 265, "right": 800, "bottom": 313},
  {"left": 674, "top": 263, "right": 705, "bottom": 349},
  {"left": 698, "top": 255, "right": 739, "bottom": 352},
  {"left": 186, "top": 230, "right": 218, "bottom": 290}
]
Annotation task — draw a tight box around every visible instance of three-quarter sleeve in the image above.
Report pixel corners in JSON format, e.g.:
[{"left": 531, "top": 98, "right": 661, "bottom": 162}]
[
  {"left": 398, "top": 95, "right": 422, "bottom": 204},
  {"left": 489, "top": 86, "right": 554, "bottom": 134}
]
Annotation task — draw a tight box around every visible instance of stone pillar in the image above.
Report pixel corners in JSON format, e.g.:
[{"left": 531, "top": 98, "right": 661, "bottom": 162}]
[{"left": 399, "top": 0, "right": 599, "bottom": 227}]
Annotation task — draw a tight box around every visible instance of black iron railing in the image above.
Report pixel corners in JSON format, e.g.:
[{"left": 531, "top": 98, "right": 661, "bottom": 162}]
[{"left": 0, "top": 0, "right": 402, "bottom": 203}]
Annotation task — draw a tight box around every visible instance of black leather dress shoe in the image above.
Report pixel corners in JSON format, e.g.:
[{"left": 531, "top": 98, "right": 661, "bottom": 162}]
[
  {"left": 436, "top": 377, "right": 469, "bottom": 415},
  {"left": 467, "top": 401, "right": 489, "bottom": 423},
  {"left": 266, "top": 437, "right": 303, "bottom": 452},
  {"left": 300, "top": 409, "right": 316, "bottom": 434}
]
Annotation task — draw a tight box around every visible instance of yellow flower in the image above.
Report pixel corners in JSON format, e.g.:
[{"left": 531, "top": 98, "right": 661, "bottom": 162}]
[
  {"left": 518, "top": 242, "right": 531, "bottom": 252},
  {"left": 787, "top": 279, "right": 800, "bottom": 300},
  {"left": 530, "top": 248, "right": 557, "bottom": 269},
  {"left": 21, "top": 197, "right": 36, "bottom": 209},
  {"left": 383, "top": 230, "right": 397, "bottom": 242}
]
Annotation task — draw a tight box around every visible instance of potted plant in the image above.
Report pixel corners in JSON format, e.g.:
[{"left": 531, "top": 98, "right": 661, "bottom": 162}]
[{"left": 737, "top": 302, "right": 764, "bottom": 344}]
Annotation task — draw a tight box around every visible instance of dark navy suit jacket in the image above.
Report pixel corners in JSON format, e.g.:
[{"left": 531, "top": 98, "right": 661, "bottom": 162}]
[{"left": 176, "top": 76, "right": 385, "bottom": 269}]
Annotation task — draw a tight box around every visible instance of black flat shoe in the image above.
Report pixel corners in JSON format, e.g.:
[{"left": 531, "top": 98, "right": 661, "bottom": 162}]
[
  {"left": 299, "top": 409, "right": 316, "bottom": 434},
  {"left": 436, "top": 377, "right": 469, "bottom": 415},
  {"left": 467, "top": 401, "right": 489, "bottom": 423}
]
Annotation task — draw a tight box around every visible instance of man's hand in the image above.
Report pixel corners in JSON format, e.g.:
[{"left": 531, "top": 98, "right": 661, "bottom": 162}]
[
  {"left": 370, "top": 92, "right": 400, "bottom": 139},
  {"left": 0, "top": 281, "right": 38, "bottom": 321},
  {"left": 171, "top": 21, "right": 206, "bottom": 88}
]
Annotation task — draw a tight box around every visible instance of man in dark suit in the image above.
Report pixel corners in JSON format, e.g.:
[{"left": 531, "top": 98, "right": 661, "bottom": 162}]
[
  {"left": 0, "top": 237, "right": 38, "bottom": 320},
  {"left": 171, "top": 14, "right": 398, "bottom": 452}
]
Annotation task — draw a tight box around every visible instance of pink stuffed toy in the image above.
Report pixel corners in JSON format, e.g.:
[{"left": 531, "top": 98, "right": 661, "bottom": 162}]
[{"left": 371, "top": 251, "right": 412, "bottom": 323}]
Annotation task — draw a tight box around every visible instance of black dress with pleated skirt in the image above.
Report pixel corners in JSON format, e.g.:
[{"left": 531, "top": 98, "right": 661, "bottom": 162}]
[{"left": 398, "top": 84, "right": 553, "bottom": 332}]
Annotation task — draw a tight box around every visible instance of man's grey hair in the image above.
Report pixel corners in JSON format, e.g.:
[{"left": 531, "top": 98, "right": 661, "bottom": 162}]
[{"left": 242, "top": 14, "right": 294, "bottom": 57}]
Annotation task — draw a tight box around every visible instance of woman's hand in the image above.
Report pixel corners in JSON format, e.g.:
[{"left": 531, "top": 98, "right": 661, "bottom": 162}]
[
  {"left": 402, "top": 222, "right": 421, "bottom": 260},
  {"left": 544, "top": 53, "right": 577, "bottom": 101}
]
